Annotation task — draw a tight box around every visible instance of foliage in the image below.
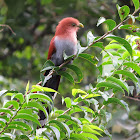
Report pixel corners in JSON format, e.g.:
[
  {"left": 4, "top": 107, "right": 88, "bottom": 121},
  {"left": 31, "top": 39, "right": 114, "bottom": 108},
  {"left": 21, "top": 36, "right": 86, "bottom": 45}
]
[{"left": 1, "top": 0, "right": 140, "bottom": 140}]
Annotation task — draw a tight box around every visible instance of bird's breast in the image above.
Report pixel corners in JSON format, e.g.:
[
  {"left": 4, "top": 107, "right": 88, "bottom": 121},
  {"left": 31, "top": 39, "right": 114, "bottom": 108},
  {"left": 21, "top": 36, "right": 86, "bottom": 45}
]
[{"left": 51, "top": 36, "right": 77, "bottom": 66}]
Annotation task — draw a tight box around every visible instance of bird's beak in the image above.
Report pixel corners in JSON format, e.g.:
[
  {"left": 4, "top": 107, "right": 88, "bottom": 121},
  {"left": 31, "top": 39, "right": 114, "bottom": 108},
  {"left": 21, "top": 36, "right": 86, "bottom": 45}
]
[{"left": 78, "top": 23, "right": 84, "bottom": 28}]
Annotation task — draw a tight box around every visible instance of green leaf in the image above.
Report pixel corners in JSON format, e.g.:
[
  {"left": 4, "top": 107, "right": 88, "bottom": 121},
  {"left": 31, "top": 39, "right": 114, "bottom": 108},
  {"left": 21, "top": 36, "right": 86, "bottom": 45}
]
[
  {"left": 14, "top": 113, "right": 41, "bottom": 126},
  {"left": 135, "top": 16, "right": 140, "bottom": 21},
  {"left": 105, "top": 112, "right": 112, "bottom": 123},
  {"left": 0, "top": 137, "right": 12, "bottom": 140},
  {"left": 132, "top": 0, "right": 139, "bottom": 10},
  {"left": 41, "top": 74, "right": 52, "bottom": 87},
  {"left": 99, "top": 91, "right": 109, "bottom": 101},
  {"left": 89, "top": 125, "right": 104, "bottom": 132},
  {"left": 4, "top": 100, "right": 19, "bottom": 110},
  {"left": 20, "top": 135, "right": 30, "bottom": 140},
  {"left": 119, "top": 24, "right": 133, "bottom": 30},
  {"left": 97, "top": 17, "right": 106, "bottom": 26},
  {"left": 26, "top": 81, "right": 30, "bottom": 93},
  {"left": 114, "top": 70, "right": 138, "bottom": 82},
  {"left": 63, "top": 51, "right": 75, "bottom": 61},
  {"left": 82, "top": 125, "right": 102, "bottom": 136},
  {"left": 129, "top": 15, "right": 135, "bottom": 24},
  {"left": 81, "top": 106, "right": 95, "bottom": 114},
  {"left": 58, "top": 71, "right": 74, "bottom": 84},
  {"left": 81, "top": 133, "right": 99, "bottom": 140},
  {"left": 71, "top": 134, "right": 88, "bottom": 140},
  {"left": 122, "top": 51, "right": 130, "bottom": 59},
  {"left": 102, "top": 61, "right": 112, "bottom": 65},
  {"left": 105, "top": 43, "right": 122, "bottom": 50},
  {"left": 66, "top": 64, "right": 83, "bottom": 83},
  {"left": 90, "top": 98, "right": 99, "bottom": 111},
  {"left": 103, "top": 98, "right": 130, "bottom": 113},
  {"left": 18, "top": 109, "right": 39, "bottom": 119},
  {"left": 103, "top": 51, "right": 121, "bottom": 59},
  {"left": 0, "top": 90, "right": 8, "bottom": 97},
  {"left": 82, "top": 93, "right": 100, "bottom": 99},
  {"left": 87, "top": 31, "right": 95, "bottom": 45},
  {"left": 61, "top": 122, "right": 71, "bottom": 138},
  {"left": 22, "top": 101, "right": 48, "bottom": 119},
  {"left": 40, "top": 66, "right": 56, "bottom": 72},
  {"left": 92, "top": 42, "right": 104, "bottom": 49},
  {"left": 31, "top": 85, "right": 57, "bottom": 93},
  {"left": 79, "top": 53, "right": 98, "bottom": 65},
  {"left": 64, "top": 97, "right": 71, "bottom": 108},
  {"left": 120, "top": 100, "right": 130, "bottom": 113},
  {"left": 97, "top": 65, "right": 103, "bottom": 75},
  {"left": 58, "top": 115, "right": 72, "bottom": 120},
  {"left": 106, "top": 76, "right": 129, "bottom": 92},
  {"left": 0, "top": 118, "right": 6, "bottom": 127},
  {"left": 12, "top": 93, "right": 24, "bottom": 104},
  {"left": 73, "top": 97, "right": 84, "bottom": 103},
  {"left": 49, "top": 120, "right": 67, "bottom": 133},
  {"left": 41, "top": 60, "right": 54, "bottom": 71},
  {"left": 4, "top": 93, "right": 13, "bottom": 97},
  {"left": 28, "top": 93, "right": 52, "bottom": 102},
  {"left": 71, "top": 117, "right": 82, "bottom": 124},
  {"left": 105, "top": 35, "right": 132, "bottom": 56},
  {"left": 6, "top": 125, "right": 25, "bottom": 132},
  {"left": 77, "top": 41, "right": 88, "bottom": 55},
  {"left": 96, "top": 82, "right": 124, "bottom": 93},
  {"left": 10, "top": 121, "right": 31, "bottom": 131},
  {"left": 72, "top": 89, "right": 87, "bottom": 97},
  {"left": 123, "top": 62, "right": 140, "bottom": 75},
  {"left": 49, "top": 126, "right": 60, "bottom": 140},
  {"left": 117, "top": 4, "right": 130, "bottom": 21},
  {"left": 104, "top": 19, "right": 116, "bottom": 31}
]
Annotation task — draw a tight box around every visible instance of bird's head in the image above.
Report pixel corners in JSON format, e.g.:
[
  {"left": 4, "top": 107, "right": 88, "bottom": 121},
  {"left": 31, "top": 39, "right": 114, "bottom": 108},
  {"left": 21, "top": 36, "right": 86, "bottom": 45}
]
[{"left": 55, "top": 17, "right": 84, "bottom": 36}]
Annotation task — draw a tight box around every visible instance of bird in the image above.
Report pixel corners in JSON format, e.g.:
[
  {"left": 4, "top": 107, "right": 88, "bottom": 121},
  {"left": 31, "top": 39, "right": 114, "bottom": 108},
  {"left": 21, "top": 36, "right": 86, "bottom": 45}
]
[
  {"left": 39, "top": 17, "right": 84, "bottom": 124},
  {"left": 44, "top": 17, "right": 84, "bottom": 93}
]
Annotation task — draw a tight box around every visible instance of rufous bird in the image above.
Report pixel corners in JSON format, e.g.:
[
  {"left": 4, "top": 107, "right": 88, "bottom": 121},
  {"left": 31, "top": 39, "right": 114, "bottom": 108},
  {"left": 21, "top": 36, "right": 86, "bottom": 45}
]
[{"left": 44, "top": 17, "right": 84, "bottom": 92}]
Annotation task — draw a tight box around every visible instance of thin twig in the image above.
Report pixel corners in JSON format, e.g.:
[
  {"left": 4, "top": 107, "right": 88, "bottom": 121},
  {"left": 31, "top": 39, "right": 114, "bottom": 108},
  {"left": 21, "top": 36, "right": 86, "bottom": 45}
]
[
  {"left": 0, "top": 105, "right": 22, "bottom": 134},
  {"left": 62, "top": 94, "right": 89, "bottom": 115},
  {"left": 90, "top": 93, "right": 114, "bottom": 123},
  {"left": 124, "top": 96, "right": 140, "bottom": 101},
  {"left": 0, "top": 24, "right": 16, "bottom": 35}
]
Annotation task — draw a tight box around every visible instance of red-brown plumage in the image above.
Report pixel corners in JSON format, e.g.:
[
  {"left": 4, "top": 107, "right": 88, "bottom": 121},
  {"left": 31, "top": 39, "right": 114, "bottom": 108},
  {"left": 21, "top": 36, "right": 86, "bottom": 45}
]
[
  {"left": 55, "top": 17, "right": 80, "bottom": 36},
  {"left": 47, "top": 37, "right": 56, "bottom": 60}
]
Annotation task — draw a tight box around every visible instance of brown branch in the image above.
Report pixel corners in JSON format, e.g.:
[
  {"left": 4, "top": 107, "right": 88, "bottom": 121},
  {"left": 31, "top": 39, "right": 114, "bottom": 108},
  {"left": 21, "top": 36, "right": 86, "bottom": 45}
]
[
  {"left": 124, "top": 96, "right": 140, "bottom": 101},
  {"left": 0, "top": 24, "right": 16, "bottom": 35},
  {"left": 0, "top": 106, "right": 22, "bottom": 134}
]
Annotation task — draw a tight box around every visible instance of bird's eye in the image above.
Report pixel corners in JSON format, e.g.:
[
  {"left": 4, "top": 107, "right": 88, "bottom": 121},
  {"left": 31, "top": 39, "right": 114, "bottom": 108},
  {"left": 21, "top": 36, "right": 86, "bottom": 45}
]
[{"left": 72, "top": 23, "right": 76, "bottom": 27}]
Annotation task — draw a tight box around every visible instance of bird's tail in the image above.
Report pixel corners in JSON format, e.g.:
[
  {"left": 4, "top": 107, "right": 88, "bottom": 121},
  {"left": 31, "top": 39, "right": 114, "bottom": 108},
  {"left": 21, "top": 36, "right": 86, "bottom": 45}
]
[
  {"left": 44, "top": 74, "right": 61, "bottom": 95},
  {"left": 39, "top": 71, "right": 61, "bottom": 126}
]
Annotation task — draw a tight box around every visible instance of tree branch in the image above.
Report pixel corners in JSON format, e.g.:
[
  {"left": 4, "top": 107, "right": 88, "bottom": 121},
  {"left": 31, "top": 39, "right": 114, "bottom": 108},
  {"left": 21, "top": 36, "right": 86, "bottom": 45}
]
[{"left": 0, "top": 24, "right": 16, "bottom": 35}]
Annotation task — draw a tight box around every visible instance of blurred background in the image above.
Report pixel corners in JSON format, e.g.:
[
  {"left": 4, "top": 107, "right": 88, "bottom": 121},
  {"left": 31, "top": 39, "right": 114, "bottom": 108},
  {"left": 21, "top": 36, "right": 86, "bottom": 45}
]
[{"left": 0, "top": 0, "right": 140, "bottom": 139}]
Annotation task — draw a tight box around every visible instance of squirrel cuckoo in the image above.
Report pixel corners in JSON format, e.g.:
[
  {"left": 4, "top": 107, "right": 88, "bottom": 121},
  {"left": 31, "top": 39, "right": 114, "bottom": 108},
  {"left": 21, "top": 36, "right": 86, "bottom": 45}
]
[
  {"left": 44, "top": 17, "right": 84, "bottom": 93},
  {"left": 39, "top": 17, "right": 84, "bottom": 124}
]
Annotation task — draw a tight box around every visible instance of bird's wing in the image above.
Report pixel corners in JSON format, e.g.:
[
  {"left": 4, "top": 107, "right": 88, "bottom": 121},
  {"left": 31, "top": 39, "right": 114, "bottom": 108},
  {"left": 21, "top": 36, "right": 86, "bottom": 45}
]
[{"left": 47, "top": 37, "right": 56, "bottom": 60}]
